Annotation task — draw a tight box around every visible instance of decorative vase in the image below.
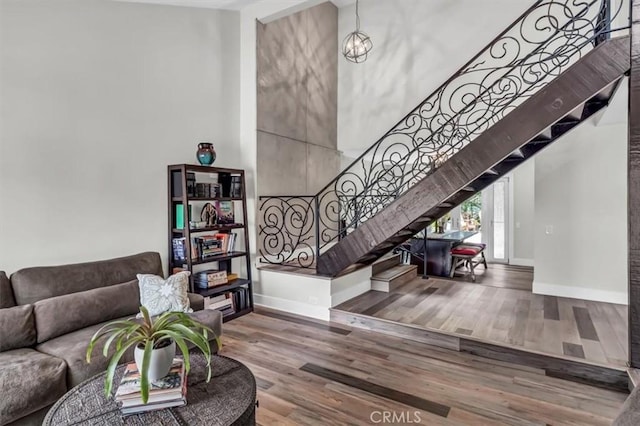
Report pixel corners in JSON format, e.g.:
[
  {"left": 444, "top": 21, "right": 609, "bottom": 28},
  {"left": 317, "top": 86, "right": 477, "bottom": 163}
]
[
  {"left": 134, "top": 340, "right": 176, "bottom": 383},
  {"left": 196, "top": 143, "right": 216, "bottom": 166}
]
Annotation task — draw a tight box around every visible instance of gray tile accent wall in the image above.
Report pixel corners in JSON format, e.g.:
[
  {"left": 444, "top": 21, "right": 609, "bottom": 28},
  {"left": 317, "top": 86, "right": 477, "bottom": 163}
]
[{"left": 257, "top": 2, "right": 339, "bottom": 197}]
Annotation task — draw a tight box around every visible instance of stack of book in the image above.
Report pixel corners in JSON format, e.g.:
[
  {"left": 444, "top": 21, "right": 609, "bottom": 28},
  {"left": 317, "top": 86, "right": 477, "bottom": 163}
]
[
  {"left": 198, "top": 235, "right": 224, "bottom": 258},
  {"left": 232, "top": 287, "right": 251, "bottom": 311},
  {"left": 205, "top": 286, "right": 250, "bottom": 315},
  {"left": 115, "top": 359, "right": 186, "bottom": 415},
  {"left": 172, "top": 232, "right": 238, "bottom": 262},
  {"left": 205, "top": 232, "right": 237, "bottom": 254},
  {"left": 195, "top": 182, "right": 221, "bottom": 198},
  {"left": 194, "top": 269, "right": 227, "bottom": 289},
  {"left": 206, "top": 294, "right": 234, "bottom": 315}
]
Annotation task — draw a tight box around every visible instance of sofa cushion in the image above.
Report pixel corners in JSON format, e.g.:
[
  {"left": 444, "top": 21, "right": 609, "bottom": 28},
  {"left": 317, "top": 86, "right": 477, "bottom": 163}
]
[
  {"left": 34, "top": 280, "right": 140, "bottom": 344},
  {"left": 0, "top": 348, "right": 66, "bottom": 426},
  {"left": 37, "top": 309, "right": 223, "bottom": 388},
  {"left": 37, "top": 316, "right": 137, "bottom": 388},
  {"left": 0, "top": 272, "right": 15, "bottom": 309},
  {"left": 0, "top": 305, "right": 36, "bottom": 352},
  {"left": 11, "top": 252, "right": 163, "bottom": 305}
]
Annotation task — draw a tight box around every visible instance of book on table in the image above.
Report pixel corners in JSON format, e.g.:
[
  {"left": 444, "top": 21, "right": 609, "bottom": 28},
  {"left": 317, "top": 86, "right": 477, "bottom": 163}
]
[{"left": 115, "top": 358, "right": 187, "bottom": 414}]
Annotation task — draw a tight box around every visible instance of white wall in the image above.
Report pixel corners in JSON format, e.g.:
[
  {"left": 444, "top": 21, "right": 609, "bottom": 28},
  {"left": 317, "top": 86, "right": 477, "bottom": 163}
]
[
  {"left": 0, "top": 0, "right": 240, "bottom": 274},
  {"left": 533, "top": 119, "right": 628, "bottom": 304},
  {"left": 509, "top": 160, "right": 535, "bottom": 266},
  {"left": 337, "top": 0, "right": 532, "bottom": 156}
]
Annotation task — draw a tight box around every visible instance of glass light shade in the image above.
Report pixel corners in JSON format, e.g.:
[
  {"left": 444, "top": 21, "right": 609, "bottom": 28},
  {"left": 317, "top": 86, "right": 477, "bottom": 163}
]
[{"left": 342, "top": 30, "right": 373, "bottom": 63}]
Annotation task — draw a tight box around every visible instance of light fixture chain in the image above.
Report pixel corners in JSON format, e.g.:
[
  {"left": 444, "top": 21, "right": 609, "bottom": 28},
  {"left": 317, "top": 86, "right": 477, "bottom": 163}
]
[{"left": 355, "top": 0, "right": 360, "bottom": 31}]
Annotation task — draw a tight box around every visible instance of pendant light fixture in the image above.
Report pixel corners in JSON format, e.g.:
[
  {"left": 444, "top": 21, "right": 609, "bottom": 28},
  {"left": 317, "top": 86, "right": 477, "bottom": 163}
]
[{"left": 342, "top": 0, "right": 373, "bottom": 63}]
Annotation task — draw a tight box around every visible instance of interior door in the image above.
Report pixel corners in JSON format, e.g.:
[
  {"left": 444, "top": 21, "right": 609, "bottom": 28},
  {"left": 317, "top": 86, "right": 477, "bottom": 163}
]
[{"left": 482, "top": 177, "right": 510, "bottom": 263}]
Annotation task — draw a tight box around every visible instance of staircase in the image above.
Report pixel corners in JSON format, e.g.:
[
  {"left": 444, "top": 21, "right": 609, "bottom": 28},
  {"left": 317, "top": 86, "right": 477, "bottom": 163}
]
[{"left": 259, "top": 0, "right": 629, "bottom": 277}]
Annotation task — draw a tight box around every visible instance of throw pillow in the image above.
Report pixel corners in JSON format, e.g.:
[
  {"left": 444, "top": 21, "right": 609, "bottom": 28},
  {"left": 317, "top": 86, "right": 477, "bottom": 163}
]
[{"left": 137, "top": 272, "right": 193, "bottom": 317}]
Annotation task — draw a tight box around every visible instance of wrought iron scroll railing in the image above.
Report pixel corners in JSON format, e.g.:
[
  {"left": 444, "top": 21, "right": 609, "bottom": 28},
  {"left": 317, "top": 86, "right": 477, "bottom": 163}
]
[{"left": 259, "top": 0, "right": 624, "bottom": 268}]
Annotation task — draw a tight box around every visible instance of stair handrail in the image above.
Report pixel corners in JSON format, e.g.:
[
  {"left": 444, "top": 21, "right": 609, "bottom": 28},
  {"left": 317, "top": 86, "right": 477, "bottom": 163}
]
[
  {"left": 259, "top": 0, "right": 621, "bottom": 268},
  {"left": 327, "top": 0, "right": 622, "bottom": 234},
  {"left": 315, "top": 0, "right": 619, "bottom": 240}
]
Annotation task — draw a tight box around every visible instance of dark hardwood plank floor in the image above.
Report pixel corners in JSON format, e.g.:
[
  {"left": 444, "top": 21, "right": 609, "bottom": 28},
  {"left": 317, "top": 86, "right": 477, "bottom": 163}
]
[
  {"left": 221, "top": 308, "right": 627, "bottom": 425},
  {"left": 334, "top": 271, "right": 628, "bottom": 368}
]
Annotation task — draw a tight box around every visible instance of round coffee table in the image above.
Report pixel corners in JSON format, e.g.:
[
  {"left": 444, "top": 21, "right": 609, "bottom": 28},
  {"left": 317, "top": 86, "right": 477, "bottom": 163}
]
[{"left": 44, "top": 353, "right": 256, "bottom": 426}]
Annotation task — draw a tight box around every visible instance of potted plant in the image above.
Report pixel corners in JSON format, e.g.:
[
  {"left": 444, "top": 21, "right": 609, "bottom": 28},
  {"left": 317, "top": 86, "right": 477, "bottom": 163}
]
[{"left": 86, "top": 306, "right": 221, "bottom": 404}]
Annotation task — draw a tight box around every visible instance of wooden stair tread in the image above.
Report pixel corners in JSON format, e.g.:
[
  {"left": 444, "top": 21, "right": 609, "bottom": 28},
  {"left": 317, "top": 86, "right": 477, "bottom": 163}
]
[
  {"left": 371, "top": 264, "right": 417, "bottom": 282},
  {"left": 371, "top": 253, "right": 401, "bottom": 276}
]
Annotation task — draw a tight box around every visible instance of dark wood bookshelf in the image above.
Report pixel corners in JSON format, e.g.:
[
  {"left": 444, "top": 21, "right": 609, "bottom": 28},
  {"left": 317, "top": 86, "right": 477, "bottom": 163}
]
[
  {"left": 167, "top": 164, "right": 254, "bottom": 323},
  {"left": 222, "top": 308, "right": 253, "bottom": 323}
]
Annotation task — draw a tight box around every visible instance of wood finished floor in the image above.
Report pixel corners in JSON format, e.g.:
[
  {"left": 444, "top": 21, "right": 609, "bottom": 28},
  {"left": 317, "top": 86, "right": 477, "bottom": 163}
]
[
  {"left": 452, "top": 263, "right": 534, "bottom": 291},
  {"left": 222, "top": 308, "right": 627, "bottom": 425},
  {"left": 334, "top": 266, "right": 628, "bottom": 368}
]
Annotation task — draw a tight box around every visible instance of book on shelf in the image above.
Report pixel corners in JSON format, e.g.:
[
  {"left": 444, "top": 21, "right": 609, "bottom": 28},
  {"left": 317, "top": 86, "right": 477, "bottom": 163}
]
[
  {"left": 172, "top": 238, "right": 187, "bottom": 261},
  {"left": 115, "top": 358, "right": 186, "bottom": 415},
  {"left": 172, "top": 232, "right": 238, "bottom": 263},
  {"left": 230, "top": 176, "right": 243, "bottom": 198},
  {"left": 215, "top": 201, "right": 234, "bottom": 225},
  {"left": 206, "top": 293, "right": 233, "bottom": 310}
]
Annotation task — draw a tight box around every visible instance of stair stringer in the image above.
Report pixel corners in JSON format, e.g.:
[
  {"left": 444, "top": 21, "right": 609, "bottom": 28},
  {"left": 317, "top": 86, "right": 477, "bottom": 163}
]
[{"left": 317, "top": 36, "right": 630, "bottom": 277}]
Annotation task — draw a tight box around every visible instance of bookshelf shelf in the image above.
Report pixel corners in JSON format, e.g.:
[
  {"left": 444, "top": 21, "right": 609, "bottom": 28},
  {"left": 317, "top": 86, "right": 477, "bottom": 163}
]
[
  {"left": 168, "top": 164, "right": 254, "bottom": 323},
  {"left": 194, "top": 279, "right": 251, "bottom": 298},
  {"left": 171, "top": 197, "right": 244, "bottom": 203},
  {"left": 189, "top": 251, "right": 248, "bottom": 265},
  {"left": 172, "top": 223, "right": 245, "bottom": 234}
]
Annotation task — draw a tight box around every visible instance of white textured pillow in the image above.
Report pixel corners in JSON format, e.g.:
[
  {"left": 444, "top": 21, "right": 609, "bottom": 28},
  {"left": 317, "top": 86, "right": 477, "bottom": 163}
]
[{"left": 137, "top": 272, "right": 193, "bottom": 317}]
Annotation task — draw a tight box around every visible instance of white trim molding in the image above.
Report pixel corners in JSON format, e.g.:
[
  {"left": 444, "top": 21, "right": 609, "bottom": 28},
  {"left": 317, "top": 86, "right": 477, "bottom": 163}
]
[
  {"left": 533, "top": 281, "right": 628, "bottom": 305},
  {"left": 254, "top": 294, "right": 330, "bottom": 321},
  {"left": 510, "top": 258, "right": 534, "bottom": 267}
]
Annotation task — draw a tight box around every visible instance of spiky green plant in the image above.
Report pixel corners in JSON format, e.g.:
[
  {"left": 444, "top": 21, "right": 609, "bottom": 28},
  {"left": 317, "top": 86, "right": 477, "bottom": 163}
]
[{"left": 86, "top": 306, "right": 221, "bottom": 404}]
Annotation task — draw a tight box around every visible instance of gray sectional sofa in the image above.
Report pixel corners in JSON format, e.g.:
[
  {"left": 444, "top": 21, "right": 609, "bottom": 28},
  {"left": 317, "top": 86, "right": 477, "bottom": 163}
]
[{"left": 0, "top": 252, "right": 222, "bottom": 426}]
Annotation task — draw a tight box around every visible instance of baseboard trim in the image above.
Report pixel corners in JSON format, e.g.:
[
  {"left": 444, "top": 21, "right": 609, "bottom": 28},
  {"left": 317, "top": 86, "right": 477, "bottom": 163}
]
[
  {"left": 510, "top": 258, "right": 534, "bottom": 267},
  {"left": 254, "top": 293, "right": 329, "bottom": 321},
  {"left": 533, "top": 281, "right": 628, "bottom": 305}
]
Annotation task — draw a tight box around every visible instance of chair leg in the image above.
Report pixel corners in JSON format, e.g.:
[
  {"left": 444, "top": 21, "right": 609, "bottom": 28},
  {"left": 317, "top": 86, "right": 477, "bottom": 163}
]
[
  {"left": 450, "top": 257, "right": 457, "bottom": 278},
  {"left": 482, "top": 252, "right": 488, "bottom": 269},
  {"left": 470, "top": 258, "right": 476, "bottom": 282}
]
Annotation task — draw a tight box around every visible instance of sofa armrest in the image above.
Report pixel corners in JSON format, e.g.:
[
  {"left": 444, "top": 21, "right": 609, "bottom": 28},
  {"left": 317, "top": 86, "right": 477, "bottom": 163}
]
[
  {"left": 187, "top": 292, "right": 205, "bottom": 311},
  {"left": 187, "top": 309, "right": 223, "bottom": 353}
]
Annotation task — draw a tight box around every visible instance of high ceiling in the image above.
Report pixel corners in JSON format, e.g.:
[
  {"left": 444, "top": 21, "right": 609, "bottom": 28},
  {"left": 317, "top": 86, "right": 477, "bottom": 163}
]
[{"left": 113, "top": 0, "right": 354, "bottom": 10}]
